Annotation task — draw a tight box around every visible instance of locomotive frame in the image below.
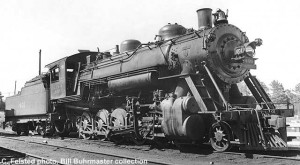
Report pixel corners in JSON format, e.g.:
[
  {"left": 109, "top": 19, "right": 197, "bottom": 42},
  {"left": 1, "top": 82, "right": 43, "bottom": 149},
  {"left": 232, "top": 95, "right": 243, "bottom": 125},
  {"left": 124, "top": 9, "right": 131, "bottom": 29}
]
[{"left": 4, "top": 8, "right": 294, "bottom": 152}]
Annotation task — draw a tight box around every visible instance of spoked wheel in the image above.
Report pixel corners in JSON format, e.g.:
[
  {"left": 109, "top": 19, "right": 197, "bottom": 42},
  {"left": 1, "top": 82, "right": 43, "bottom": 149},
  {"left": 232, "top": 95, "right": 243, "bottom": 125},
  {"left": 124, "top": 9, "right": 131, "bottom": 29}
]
[
  {"left": 54, "top": 120, "right": 71, "bottom": 137},
  {"left": 131, "top": 120, "right": 149, "bottom": 145},
  {"left": 45, "top": 122, "right": 55, "bottom": 136},
  {"left": 131, "top": 133, "right": 147, "bottom": 145},
  {"left": 36, "top": 123, "right": 46, "bottom": 136},
  {"left": 79, "top": 112, "right": 93, "bottom": 139},
  {"left": 110, "top": 108, "right": 126, "bottom": 144},
  {"left": 76, "top": 116, "right": 82, "bottom": 131},
  {"left": 209, "top": 122, "right": 232, "bottom": 152},
  {"left": 95, "top": 109, "right": 109, "bottom": 140}
]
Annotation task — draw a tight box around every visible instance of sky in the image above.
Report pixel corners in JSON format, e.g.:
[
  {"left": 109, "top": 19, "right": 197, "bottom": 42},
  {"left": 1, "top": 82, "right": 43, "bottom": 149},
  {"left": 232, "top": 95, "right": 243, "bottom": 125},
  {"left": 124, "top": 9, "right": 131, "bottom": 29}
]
[{"left": 0, "top": 0, "right": 300, "bottom": 98}]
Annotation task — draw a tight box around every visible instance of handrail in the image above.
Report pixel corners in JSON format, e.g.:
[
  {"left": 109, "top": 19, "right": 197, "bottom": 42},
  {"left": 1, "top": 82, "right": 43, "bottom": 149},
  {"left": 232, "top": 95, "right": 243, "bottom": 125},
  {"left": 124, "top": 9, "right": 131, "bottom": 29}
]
[{"left": 201, "top": 61, "right": 228, "bottom": 110}]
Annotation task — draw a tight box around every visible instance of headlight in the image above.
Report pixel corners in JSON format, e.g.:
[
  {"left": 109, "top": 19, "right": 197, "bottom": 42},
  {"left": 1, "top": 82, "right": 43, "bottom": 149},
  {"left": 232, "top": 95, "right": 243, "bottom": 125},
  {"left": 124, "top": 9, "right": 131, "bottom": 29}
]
[{"left": 245, "top": 46, "right": 255, "bottom": 57}]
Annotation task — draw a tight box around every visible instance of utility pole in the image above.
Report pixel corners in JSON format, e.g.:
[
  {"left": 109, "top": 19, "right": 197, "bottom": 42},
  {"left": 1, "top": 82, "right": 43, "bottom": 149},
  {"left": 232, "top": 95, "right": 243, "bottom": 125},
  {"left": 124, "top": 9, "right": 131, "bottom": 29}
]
[
  {"left": 39, "top": 49, "right": 41, "bottom": 75},
  {"left": 14, "top": 81, "right": 16, "bottom": 95}
]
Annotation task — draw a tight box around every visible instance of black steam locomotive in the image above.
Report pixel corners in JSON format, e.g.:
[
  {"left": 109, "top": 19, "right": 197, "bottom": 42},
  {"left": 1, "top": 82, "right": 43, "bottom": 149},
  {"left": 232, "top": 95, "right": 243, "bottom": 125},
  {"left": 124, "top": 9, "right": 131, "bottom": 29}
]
[{"left": 5, "top": 8, "right": 294, "bottom": 151}]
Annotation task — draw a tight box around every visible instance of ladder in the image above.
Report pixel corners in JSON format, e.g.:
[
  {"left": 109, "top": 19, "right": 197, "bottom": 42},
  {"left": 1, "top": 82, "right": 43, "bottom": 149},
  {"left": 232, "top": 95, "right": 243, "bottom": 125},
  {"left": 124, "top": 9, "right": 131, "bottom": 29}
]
[{"left": 184, "top": 75, "right": 218, "bottom": 112}]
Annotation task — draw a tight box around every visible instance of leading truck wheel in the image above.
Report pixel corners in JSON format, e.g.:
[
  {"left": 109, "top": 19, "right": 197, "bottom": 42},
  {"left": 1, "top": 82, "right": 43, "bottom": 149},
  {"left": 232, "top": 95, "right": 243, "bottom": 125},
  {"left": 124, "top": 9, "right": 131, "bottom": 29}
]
[{"left": 209, "top": 122, "right": 232, "bottom": 152}]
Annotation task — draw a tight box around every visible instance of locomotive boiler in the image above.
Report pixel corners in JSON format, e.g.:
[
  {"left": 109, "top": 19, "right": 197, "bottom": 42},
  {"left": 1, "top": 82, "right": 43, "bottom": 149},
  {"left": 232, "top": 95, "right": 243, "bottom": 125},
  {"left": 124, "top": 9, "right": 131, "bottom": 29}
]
[{"left": 5, "top": 8, "right": 294, "bottom": 151}]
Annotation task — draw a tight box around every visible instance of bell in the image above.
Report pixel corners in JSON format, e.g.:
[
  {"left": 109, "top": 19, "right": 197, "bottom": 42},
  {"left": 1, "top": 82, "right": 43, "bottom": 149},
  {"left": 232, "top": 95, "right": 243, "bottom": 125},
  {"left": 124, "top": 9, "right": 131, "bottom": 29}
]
[{"left": 213, "top": 9, "right": 228, "bottom": 25}]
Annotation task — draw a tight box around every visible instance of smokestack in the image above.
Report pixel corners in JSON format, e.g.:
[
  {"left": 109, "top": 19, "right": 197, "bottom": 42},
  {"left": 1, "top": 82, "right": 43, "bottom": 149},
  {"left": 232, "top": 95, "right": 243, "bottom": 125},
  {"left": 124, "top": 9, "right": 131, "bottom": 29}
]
[
  {"left": 39, "top": 49, "right": 41, "bottom": 75},
  {"left": 196, "top": 8, "right": 212, "bottom": 30}
]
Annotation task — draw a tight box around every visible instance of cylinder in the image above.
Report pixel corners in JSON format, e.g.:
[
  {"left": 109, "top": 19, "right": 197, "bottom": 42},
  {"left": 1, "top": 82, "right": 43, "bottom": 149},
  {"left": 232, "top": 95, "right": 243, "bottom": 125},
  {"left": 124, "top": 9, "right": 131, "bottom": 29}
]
[
  {"left": 174, "top": 79, "right": 189, "bottom": 98},
  {"left": 182, "top": 96, "right": 200, "bottom": 113},
  {"left": 196, "top": 8, "right": 212, "bottom": 30},
  {"left": 161, "top": 96, "right": 205, "bottom": 140},
  {"left": 182, "top": 115, "right": 205, "bottom": 140}
]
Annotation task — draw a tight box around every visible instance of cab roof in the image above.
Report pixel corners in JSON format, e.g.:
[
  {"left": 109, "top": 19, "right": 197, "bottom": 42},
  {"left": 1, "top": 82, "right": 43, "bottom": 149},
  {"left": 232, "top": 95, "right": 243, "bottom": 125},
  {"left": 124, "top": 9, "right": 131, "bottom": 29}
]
[{"left": 45, "top": 51, "right": 98, "bottom": 69}]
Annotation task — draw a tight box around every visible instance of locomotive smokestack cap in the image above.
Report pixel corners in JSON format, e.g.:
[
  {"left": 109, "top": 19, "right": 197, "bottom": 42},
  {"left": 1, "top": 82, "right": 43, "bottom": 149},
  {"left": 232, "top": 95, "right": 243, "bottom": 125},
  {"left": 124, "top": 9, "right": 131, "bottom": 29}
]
[{"left": 196, "top": 8, "right": 212, "bottom": 30}]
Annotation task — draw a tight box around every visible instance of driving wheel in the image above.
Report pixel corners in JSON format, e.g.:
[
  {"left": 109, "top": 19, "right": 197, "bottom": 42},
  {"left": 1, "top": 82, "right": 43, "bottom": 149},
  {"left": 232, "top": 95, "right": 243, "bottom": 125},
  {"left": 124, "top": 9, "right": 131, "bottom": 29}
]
[
  {"left": 95, "top": 109, "right": 109, "bottom": 139},
  {"left": 79, "top": 112, "right": 93, "bottom": 139}
]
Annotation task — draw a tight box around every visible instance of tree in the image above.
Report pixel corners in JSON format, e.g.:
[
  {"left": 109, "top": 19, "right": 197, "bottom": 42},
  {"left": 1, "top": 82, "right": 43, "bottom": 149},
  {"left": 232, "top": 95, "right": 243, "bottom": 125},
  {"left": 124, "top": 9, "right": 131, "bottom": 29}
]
[
  {"left": 291, "top": 83, "right": 300, "bottom": 103},
  {"left": 0, "top": 92, "right": 4, "bottom": 110},
  {"left": 237, "top": 81, "right": 251, "bottom": 96},
  {"left": 269, "top": 80, "right": 288, "bottom": 103},
  {"left": 295, "top": 83, "right": 300, "bottom": 94},
  {"left": 237, "top": 78, "right": 270, "bottom": 97},
  {"left": 258, "top": 79, "right": 269, "bottom": 94}
]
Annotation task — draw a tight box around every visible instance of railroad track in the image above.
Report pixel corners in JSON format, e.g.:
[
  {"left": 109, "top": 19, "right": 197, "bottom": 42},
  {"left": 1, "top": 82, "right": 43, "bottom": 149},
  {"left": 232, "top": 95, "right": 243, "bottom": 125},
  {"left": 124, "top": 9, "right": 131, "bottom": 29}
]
[
  {"left": 0, "top": 146, "right": 65, "bottom": 165},
  {"left": 0, "top": 136, "right": 174, "bottom": 165},
  {"left": 1, "top": 131, "right": 300, "bottom": 164},
  {"left": 222, "top": 151, "right": 300, "bottom": 161}
]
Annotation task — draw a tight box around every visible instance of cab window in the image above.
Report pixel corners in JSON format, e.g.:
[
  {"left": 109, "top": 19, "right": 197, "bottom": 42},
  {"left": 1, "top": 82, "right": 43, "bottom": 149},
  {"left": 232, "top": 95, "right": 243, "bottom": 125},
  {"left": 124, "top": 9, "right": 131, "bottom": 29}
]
[{"left": 51, "top": 66, "right": 59, "bottom": 82}]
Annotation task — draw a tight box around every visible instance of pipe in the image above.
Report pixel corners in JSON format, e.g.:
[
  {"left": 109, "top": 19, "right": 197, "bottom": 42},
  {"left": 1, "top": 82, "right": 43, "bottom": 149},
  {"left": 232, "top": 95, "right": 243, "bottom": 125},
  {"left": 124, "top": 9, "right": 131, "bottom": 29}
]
[
  {"left": 65, "top": 105, "right": 89, "bottom": 111},
  {"left": 115, "top": 45, "right": 120, "bottom": 54}
]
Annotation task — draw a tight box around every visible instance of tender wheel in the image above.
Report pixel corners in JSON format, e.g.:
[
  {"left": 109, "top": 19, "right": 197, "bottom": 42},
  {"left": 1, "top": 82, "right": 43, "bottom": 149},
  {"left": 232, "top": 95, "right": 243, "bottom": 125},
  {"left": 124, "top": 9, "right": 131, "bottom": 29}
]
[
  {"left": 22, "top": 124, "right": 29, "bottom": 136},
  {"left": 209, "top": 122, "right": 232, "bottom": 152},
  {"left": 36, "top": 124, "right": 45, "bottom": 136},
  {"left": 23, "top": 129, "right": 29, "bottom": 136},
  {"left": 79, "top": 112, "right": 93, "bottom": 139},
  {"left": 45, "top": 123, "right": 55, "bottom": 136},
  {"left": 95, "top": 109, "right": 109, "bottom": 140}
]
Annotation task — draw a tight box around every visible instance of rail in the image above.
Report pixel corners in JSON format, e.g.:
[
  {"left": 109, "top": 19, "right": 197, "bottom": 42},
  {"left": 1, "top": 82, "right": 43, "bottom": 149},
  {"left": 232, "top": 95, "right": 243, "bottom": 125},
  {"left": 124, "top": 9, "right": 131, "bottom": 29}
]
[{"left": 0, "top": 136, "right": 174, "bottom": 165}]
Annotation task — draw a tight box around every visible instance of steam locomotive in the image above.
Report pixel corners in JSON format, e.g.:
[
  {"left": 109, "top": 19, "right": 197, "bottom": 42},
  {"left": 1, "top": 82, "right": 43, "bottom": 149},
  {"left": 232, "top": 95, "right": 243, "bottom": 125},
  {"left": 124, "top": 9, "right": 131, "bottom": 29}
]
[{"left": 5, "top": 8, "right": 294, "bottom": 151}]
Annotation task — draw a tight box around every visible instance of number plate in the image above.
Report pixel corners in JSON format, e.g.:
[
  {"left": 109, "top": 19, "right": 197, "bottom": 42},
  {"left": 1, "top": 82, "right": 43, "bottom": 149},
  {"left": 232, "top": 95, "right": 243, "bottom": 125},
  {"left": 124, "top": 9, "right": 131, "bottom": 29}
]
[
  {"left": 234, "top": 46, "right": 245, "bottom": 55},
  {"left": 243, "top": 58, "right": 254, "bottom": 64},
  {"left": 241, "top": 57, "right": 256, "bottom": 69}
]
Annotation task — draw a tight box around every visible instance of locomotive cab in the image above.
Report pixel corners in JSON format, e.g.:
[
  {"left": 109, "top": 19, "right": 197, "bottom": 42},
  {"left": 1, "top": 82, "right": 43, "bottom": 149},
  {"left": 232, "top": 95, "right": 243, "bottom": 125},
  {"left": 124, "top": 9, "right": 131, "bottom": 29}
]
[{"left": 46, "top": 51, "right": 97, "bottom": 100}]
